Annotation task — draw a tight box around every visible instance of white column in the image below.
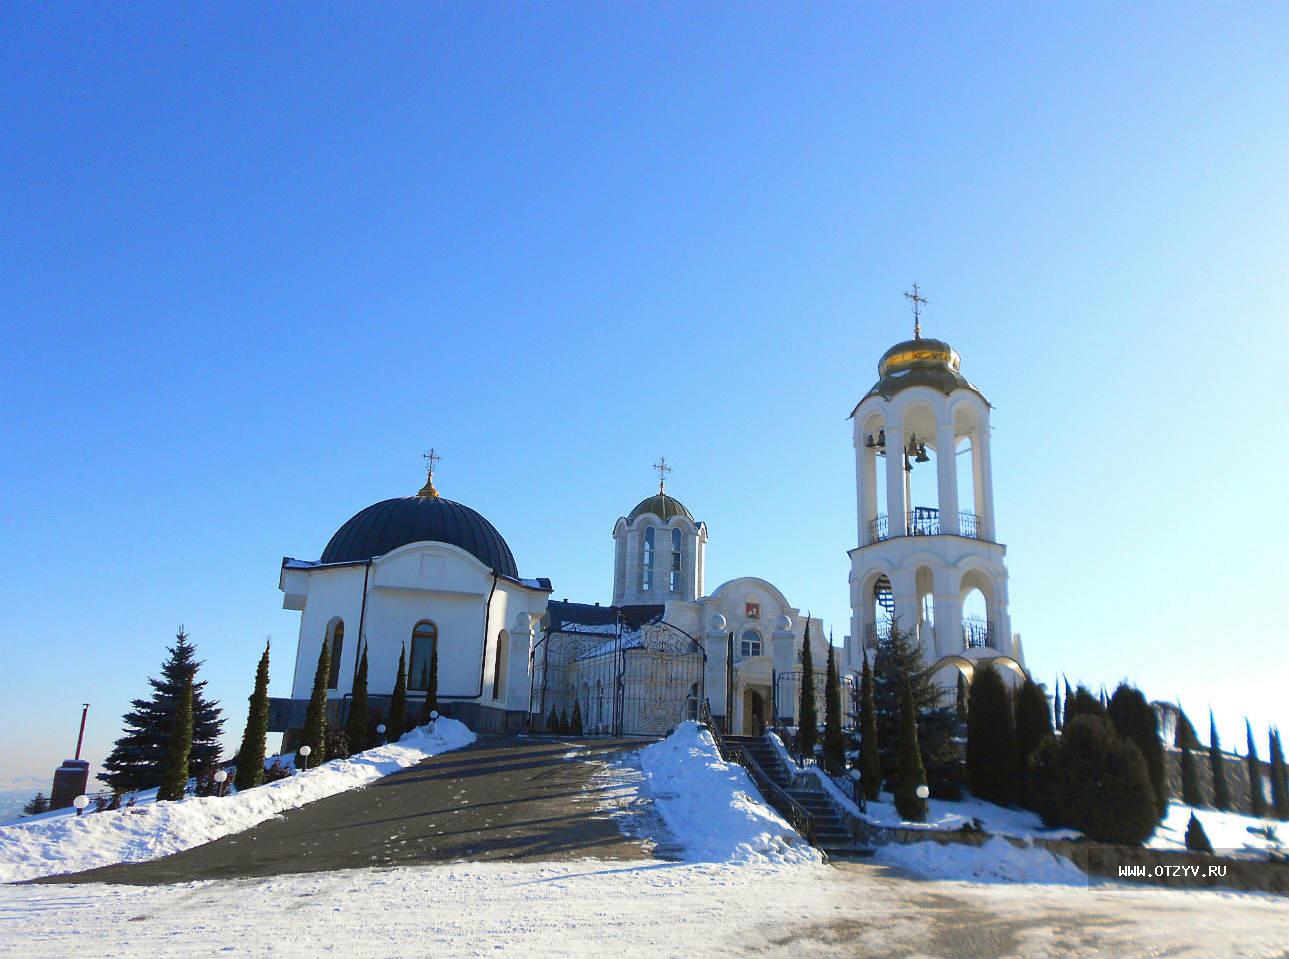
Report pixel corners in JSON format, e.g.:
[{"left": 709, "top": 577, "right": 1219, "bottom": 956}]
[
  {"left": 854, "top": 432, "right": 867, "bottom": 546},
  {"left": 936, "top": 422, "right": 959, "bottom": 534},
  {"left": 885, "top": 425, "right": 907, "bottom": 536},
  {"left": 977, "top": 422, "right": 997, "bottom": 541}
]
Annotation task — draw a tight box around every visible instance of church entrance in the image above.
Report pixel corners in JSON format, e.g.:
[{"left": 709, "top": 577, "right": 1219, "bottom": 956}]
[{"left": 742, "top": 687, "right": 769, "bottom": 736}]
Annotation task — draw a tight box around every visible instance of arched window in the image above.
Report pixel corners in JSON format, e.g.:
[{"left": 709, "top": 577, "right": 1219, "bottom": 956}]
[
  {"left": 642, "top": 527, "right": 655, "bottom": 590},
  {"left": 740, "top": 628, "right": 762, "bottom": 658},
  {"left": 492, "top": 630, "right": 508, "bottom": 701},
  {"left": 669, "top": 528, "right": 682, "bottom": 591},
  {"left": 409, "top": 620, "right": 437, "bottom": 691},
  {"left": 326, "top": 619, "right": 344, "bottom": 689}
]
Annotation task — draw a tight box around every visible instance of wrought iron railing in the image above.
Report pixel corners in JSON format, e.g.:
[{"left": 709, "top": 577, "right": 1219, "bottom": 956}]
[
  {"left": 958, "top": 511, "right": 981, "bottom": 539},
  {"left": 962, "top": 618, "right": 995, "bottom": 649},
  {"left": 866, "top": 509, "right": 985, "bottom": 541},
  {"left": 863, "top": 621, "right": 893, "bottom": 648},
  {"left": 868, "top": 514, "right": 889, "bottom": 542},
  {"left": 906, "top": 507, "right": 940, "bottom": 536}
]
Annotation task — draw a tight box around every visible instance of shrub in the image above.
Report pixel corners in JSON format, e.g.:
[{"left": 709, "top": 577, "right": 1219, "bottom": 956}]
[
  {"left": 1185, "top": 813, "right": 1213, "bottom": 854},
  {"left": 263, "top": 760, "right": 293, "bottom": 783},
  {"left": 967, "top": 664, "right": 1019, "bottom": 805},
  {"left": 1107, "top": 683, "right": 1167, "bottom": 821},
  {"left": 325, "top": 727, "right": 351, "bottom": 760}
]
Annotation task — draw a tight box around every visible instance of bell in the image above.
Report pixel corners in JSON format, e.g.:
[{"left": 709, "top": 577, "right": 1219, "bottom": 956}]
[
  {"left": 865, "top": 434, "right": 876, "bottom": 449},
  {"left": 915, "top": 443, "right": 930, "bottom": 464},
  {"left": 876, "top": 429, "right": 886, "bottom": 448}
]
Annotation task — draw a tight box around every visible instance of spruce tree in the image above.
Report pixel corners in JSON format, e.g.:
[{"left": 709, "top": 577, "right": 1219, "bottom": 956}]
[
  {"left": 1107, "top": 684, "right": 1167, "bottom": 821},
  {"left": 1209, "top": 711, "right": 1231, "bottom": 811},
  {"left": 894, "top": 683, "right": 927, "bottom": 822},
  {"left": 570, "top": 700, "right": 584, "bottom": 735},
  {"left": 99, "top": 628, "right": 225, "bottom": 791},
  {"left": 388, "top": 644, "right": 408, "bottom": 740},
  {"left": 1185, "top": 813, "right": 1214, "bottom": 854},
  {"left": 966, "top": 664, "right": 1018, "bottom": 805},
  {"left": 859, "top": 653, "right": 881, "bottom": 801},
  {"left": 420, "top": 636, "right": 439, "bottom": 724},
  {"left": 23, "top": 793, "right": 49, "bottom": 815},
  {"left": 822, "top": 643, "right": 845, "bottom": 774},
  {"left": 1246, "top": 719, "right": 1267, "bottom": 818},
  {"left": 298, "top": 639, "right": 330, "bottom": 767},
  {"left": 156, "top": 673, "right": 194, "bottom": 802},
  {"left": 1270, "top": 728, "right": 1289, "bottom": 820},
  {"left": 1180, "top": 739, "right": 1202, "bottom": 807},
  {"left": 1014, "top": 677, "right": 1052, "bottom": 809},
  {"left": 796, "top": 624, "right": 818, "bottom": 758},
  {"left": 345, "top": 644, "right": 370, "bottom": 753},
  {"left": 234, "top": 641, "right": 271, "bottom": 791}
]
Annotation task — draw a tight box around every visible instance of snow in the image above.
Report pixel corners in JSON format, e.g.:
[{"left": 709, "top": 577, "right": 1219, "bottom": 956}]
[
  {"left": 0, "top": 719, "right": 475, "bottom": 883},
  {"left": 876, "top": 835, "right": 1085, "bottom": 884},
  {"left": 638, "top": 722, "right": 820, "bottom": 865},
  {"left": 1150, "top": 801, "right": 1287, "bottom": 858}
]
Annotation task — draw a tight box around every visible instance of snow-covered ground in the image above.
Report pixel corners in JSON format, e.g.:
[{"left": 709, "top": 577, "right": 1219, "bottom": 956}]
[
  {"left": 1150, "top": 801, "right": 1286, "bottom": 857},
  {"left": 876, "top": 835, "right": 1085, "bottom": 883},
  {"left": 638, "top": 722, "right": 820, "bottom": 865},
  {"left": 0, "top": 719, "right": 475, "bottom": 883}
]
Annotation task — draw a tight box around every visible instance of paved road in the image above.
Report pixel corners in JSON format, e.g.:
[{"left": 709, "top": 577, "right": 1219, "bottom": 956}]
[{"left": 49, "top": 737, "right": 651, "bottom": 886}]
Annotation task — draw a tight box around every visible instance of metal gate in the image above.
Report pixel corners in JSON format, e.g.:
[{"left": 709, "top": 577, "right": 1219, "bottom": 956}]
[
  {"left": 530, "top": 616, "right": 705, "bottom": 737},
  {"left": 773, "top": 670, "right": 858, "bottom": 730}
]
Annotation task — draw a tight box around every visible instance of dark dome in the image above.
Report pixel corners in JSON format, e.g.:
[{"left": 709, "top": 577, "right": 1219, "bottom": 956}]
[
  {"left": 321, "top": 496, "right": 518, "bottom": 576},
  {"left": 628, "top": 492, "right": 693, "bottom": 522}
]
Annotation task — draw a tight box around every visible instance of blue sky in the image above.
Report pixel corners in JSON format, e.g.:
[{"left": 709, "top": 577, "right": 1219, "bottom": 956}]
[{"left": 1, "top": 3, "right": 1285, "bottom": 793}]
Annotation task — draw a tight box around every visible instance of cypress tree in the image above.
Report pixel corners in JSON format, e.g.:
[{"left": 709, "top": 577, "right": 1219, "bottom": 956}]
[
  {"left": 420, "top": 636, "right": 439, "bottom": 724},
  {"left": 100, "top": 628, "right": 225, "bottom": 791},
  {"left": 1063, "top": 679, "right": 1074, "bottom": 729},
  {"left": 797, "top": 623, "right": 818, "bottom": 758},
  {"left": 388, "top": 644, "right": 408, "bottom": 740},
  {"left": 156, "top": 674, "right": 194, "bottom": 802},
  {"left": 1107, "top": 684, "right": 1167, "bottom": 821},
  {"left": 1180, "top": 739, "right": 1202, "bottom": 807},
  {"left": 1014, "top": 677, "right": 1053, "bottom": 809},
  {"left": 1270, "top": 729, "right": 1289, "bottom": 820},
  {"left": 570, "top": 699, "right": 584, "bottom": 735},
  {"left": 955, "top": 673, "right": 968, "bottom": 722},
  {"left": 822, "top": 644, "right": 845, "bottom": 774},
  {"left": 1209, "top": 711, "right": 1231, "bottom": 811},
  {"left": 559, "top": 707, "right": 570, "bottom": 733},
  {"left": 1185, "top": 813, "right": 1213, "bottom": 854},
  {"left": 966, "top": 664, "right": 1018, "bottom": 805},
  {"left": 298, "top": 639, "right": 330, "bottom": 767},
  {"left": 859, "top": 653, "right": 881, "bottom": 801},
  {"left": 1246, "top": 719, "right": 1267, "bottom": 818},
  {"left": 1174, "top": 705, "right": 1202, "bottom": 749},
  {"left": 894, "top": 682, "right": 927, "bottom": 822},
  {"left": 1064, "top": 685, "right": 1105, "bottom": 726},
  {"left": 345, "top": 644, "right": 369, "bottom": 754},
  {"left": 234, "top": 641, "right": 271, "bottom": 791},
  {"left": 547, "top": 704, "right": 560, "bottom": 734},
  {"left": 1052, "top": 675, "right": 1063, "bottom": 729}
]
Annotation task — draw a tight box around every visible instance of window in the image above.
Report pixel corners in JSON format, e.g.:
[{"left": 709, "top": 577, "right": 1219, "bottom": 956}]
[
  {"left": 740, "top": 629, "right": 762, "bottom": 658},
  {"left": 642, "top": 527, "right": 655, "bottom": 590},
  {"left": 492, "top": 630, "right": 508, "bottom": 700},
  {"left": 409, "top": 620, "right": 437, "bottom": 691},
  {"left": 326, "top": 620, "right": 344, "bottom": 689},
  {"left": 669, "top": 528, "right": 682, "bottom": 591}
]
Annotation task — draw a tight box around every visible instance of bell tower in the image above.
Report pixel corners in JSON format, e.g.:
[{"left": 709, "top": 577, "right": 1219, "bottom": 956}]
[
  {"left": 847, "top": 290, "right": 1020, "bottom": 683},
  {"left": 612, "top": 460, "right": 707, "bottom": 606}
]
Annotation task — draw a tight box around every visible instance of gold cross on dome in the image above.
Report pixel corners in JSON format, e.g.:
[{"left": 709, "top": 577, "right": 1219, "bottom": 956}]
[
  {"left": 904, "top": 283, "right": 928, "bottom": 339},
  {"left": 419, "top": 448, "right": 442, "bottom": 498},
  {"left": 652, "top": 456, "right": 672, "bottom": 493}
]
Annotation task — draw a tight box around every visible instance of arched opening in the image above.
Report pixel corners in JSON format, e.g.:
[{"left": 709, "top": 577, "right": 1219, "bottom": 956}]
[
  {"left": 642, "top": 527, "right": 655, "bottom": 590},
  {"left": 914, "top": 566, "right": 935, "bottom": 646},
  {"left": 955, "top": 434, "right": 979, "bottom": 537},
  {"left": 740, "top": 628, "right": 763, "bottom": 659},
  {"left": 867, "top": 574, "right": 894, "bottom": 649},
  {"left": 409, "top": 620, "right": 437, "bottom": 691},
  {"left": 900, "top": 402, "right": 941, "bottom": 534},
  {"left": 326, "top": 618, "right": 345, "bottom": 689},
  {"left": 669, "top": 528, "right": 682, "bottom": 592},
  {"left": 492, "top": 629, "right": 509, "bottom": 701},
  {"left": 960, "top": 570, "right": 995, "bottom": 650},
  {"left": 860, "top": 412, "right": 889, "bottom": 541}
]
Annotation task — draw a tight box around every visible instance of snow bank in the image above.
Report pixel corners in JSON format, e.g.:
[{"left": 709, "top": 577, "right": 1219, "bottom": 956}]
[
  {"left": 1149, "top": 801, "right": 1286, "bottom": 858},
  {"left": 876, "top": 835, "right": 1085, "bottom": 884},
  {"left": 0, "top": 719, "right": 475, "bottom": 883},
  {"left": 638, "top": 722, "right": 820, "bottom": 865}
]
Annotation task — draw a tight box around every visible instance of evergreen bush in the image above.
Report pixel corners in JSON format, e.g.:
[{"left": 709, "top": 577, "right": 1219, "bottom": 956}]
[
  {"left": 1270, "top": 729, "right": 1289, "bottom": 820},
  {"left": 822, "top": 644, "right": 845, "bottom": 774},
  {"left": 858, "top": 653, "right": 881, "bottom": 801},
  {"left": 1014, "top": 677, "right": 1052, "bottom": 809},
  {"left": 797, "top": 624, "right": 817, "bottom": 758},
  {"left": 1180, "top": 740, "right": 1203, "bottom": 807},
  {"left": 388, "top": 644, "right": 409, "bottom": 740},
  {"left": 23, "top": 793, "right": 48, "bottom": 815},
  {"left": 298, "top": 639, "right": 330, "bottom": 767},
  {"left": 325, "top": 727, "right": 350, "bottom": 760},
  {"left": 344, "top": 644, "right": 369, "bottom": 755},
  {"left": 1246, "top": 719, "right": 1267, "bottom": 818},
  {"left": 893, "top": 683, "right": 927, "bottom": 822},
  {"left": 570, "top": 700, "right": 584, "bottom": 735},
  {"left": 234, "top": 641, "right": 271, "bottom": 792},
  {"left": 1107, "top": 683, "right": 1167, "bottom": 820},
  {"left": 547, "top": 705, "right": 560, "bottom": 734},
  {"left": 1209, "top": 711, "right": 1231, "bottom": 811},
  {"left": 1185, "top": 813, "right": 1213, "bottom": 854},
  {"left": 966, "top": 664, "right": 1018, "bottom": 805},
  {"left": 1063, "top": 685, "right": 1105, "bottom": 726},
  {"left": 156, "top": 674, "right": 194, "bottom": 802}
]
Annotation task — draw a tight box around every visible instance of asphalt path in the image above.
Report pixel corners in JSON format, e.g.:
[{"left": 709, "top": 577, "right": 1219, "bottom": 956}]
[{"left": 47, "top": 737, "right": 651, "bottom": 885}]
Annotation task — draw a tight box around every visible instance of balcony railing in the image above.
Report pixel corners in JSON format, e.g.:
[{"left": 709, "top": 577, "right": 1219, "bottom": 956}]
[
  {"left": 868, "top": 508, "right": 984, "bottom": 542},
  {"left": 868, "top": 514, "right": 889, "bottom": 542},
  {"left": 962, "top": 618, "right": 995, "bottom": 650},
  {"left": 863, "top": 621, "right": 893, "bottom": 648},
  {"left": 958, "top": 511, "right": 981, "bottom": 539},
  {"left": 907, "top": 507, "right": 940, "bottom": 536}
]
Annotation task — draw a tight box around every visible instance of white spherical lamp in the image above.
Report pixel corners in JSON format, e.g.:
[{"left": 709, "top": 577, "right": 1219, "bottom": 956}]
[
  {"left": 430, "top": 711, "right": 439, "bottom": 720},
  {"left": 213, "top": 769, "right": 228, "bottom": 784},
  {"left": 915, "top": 784, "right": 930, "bottom": 800},
  {"left": 298, "top": 745, "right": 312, "bottom": 757},
  {"left": 72, "top": 794, "right": 90, "bottom": 812}
]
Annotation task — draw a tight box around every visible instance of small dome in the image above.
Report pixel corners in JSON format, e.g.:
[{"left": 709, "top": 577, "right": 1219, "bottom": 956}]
[
  {"left": 321, "top": 495, "right": 518, "bottom": 576},
  {"left": 628, "top": 492, "right": 693, "bottom": 523},
  {"left": 877, "top": 337, "right": 961, "bottom": 378}
]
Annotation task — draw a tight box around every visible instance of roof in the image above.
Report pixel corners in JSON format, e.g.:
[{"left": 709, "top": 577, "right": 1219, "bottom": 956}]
[
  {"left": 545, "top": 600, "right": 665, "bottom": 633},
  {"left": 850, "top": 336, "right": 990, "bottom": 414},
  {"left": 320, "top": 496, "right": 518, "bottom": 577},
  {"left": 627, "top": 492, "right": 694, "bottom": 522}
]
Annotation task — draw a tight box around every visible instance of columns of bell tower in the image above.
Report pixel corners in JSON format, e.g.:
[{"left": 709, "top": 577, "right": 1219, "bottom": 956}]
[
  {"left": 884, "top": 424, "right": 907, "bottom": 537},
  {"left": 935, "top": 421, "right": 959, "bottom": 534}
]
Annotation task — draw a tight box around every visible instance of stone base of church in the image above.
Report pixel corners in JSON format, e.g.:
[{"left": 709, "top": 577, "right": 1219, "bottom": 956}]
[{"left": 436, "top": 701, "right": 528, "bottom": 736}]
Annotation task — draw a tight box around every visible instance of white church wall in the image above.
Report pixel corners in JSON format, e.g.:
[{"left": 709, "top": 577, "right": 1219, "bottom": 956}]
[{"left": 289, "top": 565, "right": 367, "bottom": 700}]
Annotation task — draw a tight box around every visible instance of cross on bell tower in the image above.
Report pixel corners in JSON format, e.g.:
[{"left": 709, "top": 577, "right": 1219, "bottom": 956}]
[
  {"left": 418, "top": 448, "right": 441, "bottom": 498},
  {"left": 652, "top": 456, "right": 672, "bottom": 494},
  {"left": 904, "top": 283, "right": 928, "bottom": 339}
]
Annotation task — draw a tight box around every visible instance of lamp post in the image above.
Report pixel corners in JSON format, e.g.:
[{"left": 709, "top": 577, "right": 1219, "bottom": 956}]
[
  {"left": 812, "top": 743, "right": 823, "bottom": 767},
  {"left": 299, "top": 744, "right": 312, "bottom": 772},
  {"left": 72, "top": 794, "right": 89, "bottom": 817},
  {"left": 847, "top": 768, "right": 866, "bottom": 813},
  {"left": 916, "top": 783, "right": 930, "bottom": 822},
  {"left": 376, "top": 724, "right": 387, "bottom": 746},
  {"left": 213, "top": 769, "right": 228, "bottom": 798}
]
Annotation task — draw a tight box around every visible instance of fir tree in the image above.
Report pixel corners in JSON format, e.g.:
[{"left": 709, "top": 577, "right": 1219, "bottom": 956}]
[
  {"left": 859, "top": 652, "right": 881, "bottom": 801},
  {"left": 234, "top": 641, "right": 271, "bottom": 791},
  {"left": 156, "top": 673, "right": 194, "bottom": 802},
  {"left": 1185, "top": 813, "right": 1214, "bottom": 854},
  {"left": 22, "top": 793, "right": 48, "bottom": 815},
  {"left": 966, "top": 664, "right": 1018, "bottom": 805},
  {"left": 1107, "top": 684, "right": 1167, "bottom": 821},
  {"left": 894, "top": 683, "right": 927, "bottom": 822},
  {"left": 345, "top": 644, "right": 369, "bottom": 754},
  {"left": 1180, "top": 739, "right": 1203, "bottom": 807},
  {"left": 796, "top": 623, "right": 817, "bottom": 758},
  {"left": 872, "top": 619, "right": 961, "bottom": 797},
  {"left": 298, "top": 639, "right": 330, "bottom": 767},
  {"left": 388, "top": 644, "right": 408, "bottom": 740},
  {"left": 1209, "top": 711, "right": 1231, "bottom": 811},
  {"left": 1014, "top": 677, "right": 1053, "bottom": 809},
  {"left": 1246, "top": 719, "right": 1267, "bottom": 818},
  {"left": 1270, "top": 728, "right": 1289, "bottom": 820},
  {"left": 99, "top": 628, "right": 224, "bottom": 791},
  {"left": 822, "top": 643, "right": 845, "bottom": 774},
  {"left": 570, "top": 700, "right": 584, "bottom": 735},
  {"left": 547, "top": 704, "right": 560, "bottom": 734},
  {"left": 420, "top": 636, "right": 439, "bottom": 724}
]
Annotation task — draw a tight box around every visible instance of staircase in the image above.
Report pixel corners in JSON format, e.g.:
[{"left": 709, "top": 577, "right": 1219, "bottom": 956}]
[{"left": 724, "top": 734, "right": 873, "bottom": 860}]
